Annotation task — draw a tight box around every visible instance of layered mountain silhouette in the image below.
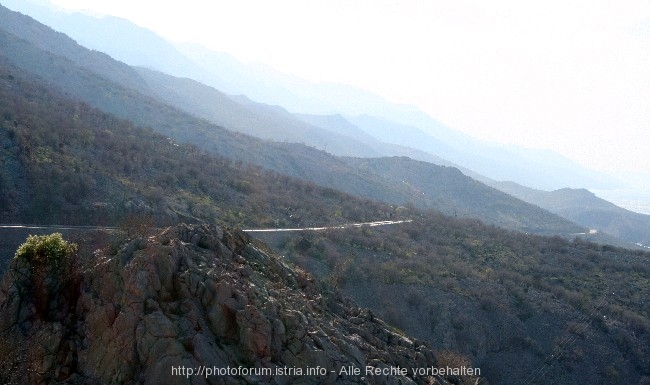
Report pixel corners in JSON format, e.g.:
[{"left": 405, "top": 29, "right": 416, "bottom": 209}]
[
  {"left": 488, "top": 182, "right": 650, "bottom": 247},
  {"left": 0, "top": 3, "right": 593, "bottom": 237},
  {"left": 0, "top": 0, "right": 619, "bottom": 191},
  {"left": 1, "top": 5, "right": 649, "bottom": 385}
]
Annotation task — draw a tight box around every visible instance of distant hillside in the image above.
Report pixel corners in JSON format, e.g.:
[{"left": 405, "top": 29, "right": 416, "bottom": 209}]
[
  {"left": 0, "top": 61, "right": 405, "bottom": 229},
  {"left": 134, "top": 69, "right": 461, "bottom": 168},
  {"left": 0, "top": 5, "right": 589, "bottom": 236},
  {"left": 0, "top": 0, "right": 213, "bottom": 82},
  {"left": 294, "top": 113, "right": 456, "bottom": 167},
  {"left": 1, "top": 0, "right": 619, "bottom": 191},
  {"left": 490, "top": 182, "right": 650, "bottom": 247},
  {"left": 343, "top": 157, "right": 584, "bottom": 234},
  {"left": 134, "top": 67, "right": 384, "bottom": 157},
  {"left": 348, "top": 115, "right": 619, "bottom": 190}
]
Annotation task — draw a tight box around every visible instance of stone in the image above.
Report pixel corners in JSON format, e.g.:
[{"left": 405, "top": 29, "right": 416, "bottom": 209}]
[{"left": 0, "top": 224, "right": 452, "bottom": 385}]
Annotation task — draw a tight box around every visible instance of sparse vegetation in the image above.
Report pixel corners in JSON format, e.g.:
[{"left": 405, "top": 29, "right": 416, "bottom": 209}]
[
  {"left": 0, "top": 62, "right": 405, "bottom": 230},
  {"left": 259, "top": 214, "right": 650, "bottom": 385},
  {"left": 0, "top": 9, "right": 649, "bottom": 384}
]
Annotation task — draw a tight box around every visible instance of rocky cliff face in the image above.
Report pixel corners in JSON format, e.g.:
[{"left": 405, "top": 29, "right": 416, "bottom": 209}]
[{"left": 0, "top": 224, "right": 458, "bottom": 385}]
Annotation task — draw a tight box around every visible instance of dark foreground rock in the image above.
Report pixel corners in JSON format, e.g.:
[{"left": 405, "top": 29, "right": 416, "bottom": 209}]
[{"left": 0, "top": 224, "right": 458, "bottom": 385}]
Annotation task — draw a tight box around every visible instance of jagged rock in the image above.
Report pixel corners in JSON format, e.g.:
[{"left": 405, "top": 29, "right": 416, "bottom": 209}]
[{"left": 0, "top": 224, "right": 455, "bottom": 384}]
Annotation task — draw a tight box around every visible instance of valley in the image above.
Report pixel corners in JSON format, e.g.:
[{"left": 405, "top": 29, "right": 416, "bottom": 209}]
[{"left": 0, "top": 3, "right": 649, "bottom": 385}]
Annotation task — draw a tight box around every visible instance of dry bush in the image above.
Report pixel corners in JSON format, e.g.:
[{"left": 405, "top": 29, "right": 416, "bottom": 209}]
[{"left": 436, "top": 350, "right": 483, "bottom": 385}]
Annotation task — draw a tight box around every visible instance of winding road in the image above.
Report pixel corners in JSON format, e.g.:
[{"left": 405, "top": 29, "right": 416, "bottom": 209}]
[
  {"left": 0, "top": 220, "right": 413, "bottom": 233},
  {"left": 242, "top": 219, "right": 412, "bottom": 232}
]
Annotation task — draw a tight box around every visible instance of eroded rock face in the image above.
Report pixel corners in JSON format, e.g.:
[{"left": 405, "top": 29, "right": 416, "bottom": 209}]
[{"left": 0, "top": 224, "right": 454, "bottom": 384}]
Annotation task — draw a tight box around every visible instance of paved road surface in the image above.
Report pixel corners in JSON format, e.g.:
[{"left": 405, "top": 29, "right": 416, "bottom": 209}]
[
  {"left": 0, "top": 220, "right": 413, "bottom": 233},
  {"left": 242, "top": 220, "right": 412, "bottom": 232}
]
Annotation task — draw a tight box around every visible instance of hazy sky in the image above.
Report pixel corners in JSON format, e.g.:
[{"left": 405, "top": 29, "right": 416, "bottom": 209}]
[{"left": 48, "top": 0, "right": 650, "bottom": 176}]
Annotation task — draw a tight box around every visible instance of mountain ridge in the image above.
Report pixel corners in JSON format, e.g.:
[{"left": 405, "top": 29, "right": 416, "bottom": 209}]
[
  {"left": 0, "top": 4, "right": 590, "bottom": 237},
  {"left": 488, "top": 181, "right": 650, "bottom": 247},
  {"left": 0, "top": 0, "right": 620, "bottom": 191},
  {"left": 0, "top": 10, "right": 649, "bottom": 383}
]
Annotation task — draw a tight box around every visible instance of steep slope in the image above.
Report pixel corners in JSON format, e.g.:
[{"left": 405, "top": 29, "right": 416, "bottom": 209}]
[
  {"left": 343, "top": 157, "right": 584, "bottom": 234},
  {"left": 0, "top": 2, "right": 440, "bottom": 163},
  {"left": 134, "top": 67, "right": 461, "bottom": 171},
  {"left": 0, "top": 57, "right": 584, "bottom": 237},
  {"left": 348, "top": 115, "right": 618, "bottom": 190},
  {"left": 0, "top": 61, "right": 409, "bottom": 229},
  {"left": 490, "top": 182, "right": 650, "bottom": 247},
  {"left": 0, "top": 2, "right": 149, "bottom": 95},
  {"left": 134, "top": 67, "right": 384, "bottom": 157},
  {"left": 257, "top": 214, "right": 650, "bottom": 385},
  {"left": 0, "top": 8, "right": 254, "bottom": 158},
  {"left": 1, "top": 0, "right": 212, "bottom": 79},
  {"left": 2, "top": 1, "right": 618, "bottom": 191},
  {"left": 0, "top": 224, "right": 458, "bottom": 385},
  {"left": 0, "top": 9, "right": 588, "bottom": 237},
  {"left": 0, "top": 12, "right": 409, "bottom": 214}
]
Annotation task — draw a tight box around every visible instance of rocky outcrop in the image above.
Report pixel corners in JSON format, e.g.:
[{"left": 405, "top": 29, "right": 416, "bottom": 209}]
[{"left": 0, "top": 224, "right": 455, "bottom": 385}]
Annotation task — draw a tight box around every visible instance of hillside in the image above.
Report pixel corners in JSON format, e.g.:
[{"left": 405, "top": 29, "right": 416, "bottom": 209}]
[
  {"left": 0, "top": 4, "right": 589, "bottom": 237},
  {"left": 347, "top": 115, "right": 618, "bottom": 190},
  {"left": 0, "top": 61, "right": 406, "bottom": 229},
  {"left": 1, "top": 1, "right": 619, "bottom": 191},
  {"left": 491, "top": 182, "right": 650, "bottom": 248},
  {"left": 0, "top": 224, "right": 460, "bottom": 385},
  {"left": 256, "top": 213, "right": 650, "bottom": 385},
  {"left": 294, "top": 113, "right": 457, "bottom": 168},
  {"left": 0, "top": 54, "right": 585, "bottom": 235},
  {"left": 134, "top": 67, "right": 386, "bottom": 158},
  {"left": 0, "top": 7, "right": 649, "bottom": 385},
  {"left": 343, "top": 157, "right": 583, "bottom": 235}
]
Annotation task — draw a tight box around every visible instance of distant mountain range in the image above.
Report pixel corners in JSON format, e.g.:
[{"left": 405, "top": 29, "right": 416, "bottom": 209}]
[
  {"left": 487, "top": 182, "right": 650, "bottom": 248},
  {"left": 0, "top": 1, "right": 645, "bottom": 249},
  {"left": 2, "top": 5, "right": 650, "bottom": 385},
  {"left": 0, "top": 3, "right": 596, "bottom": 238},
  {"left": 0, "top": 0, "right": 621, "bottom": 191}
]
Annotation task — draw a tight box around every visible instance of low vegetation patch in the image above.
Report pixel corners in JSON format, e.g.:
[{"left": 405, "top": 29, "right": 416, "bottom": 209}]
[{"left": 15, "top": 233, "right": 77, "bottom": 268}]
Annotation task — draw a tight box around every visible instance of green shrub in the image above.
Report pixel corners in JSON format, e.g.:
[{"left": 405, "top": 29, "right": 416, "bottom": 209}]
[
  {"left": 14, "top": 233, "right": 77, "bottom": 268},
  {"left": 13, "top": 233, "right": 79, "bottom": 319}
]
